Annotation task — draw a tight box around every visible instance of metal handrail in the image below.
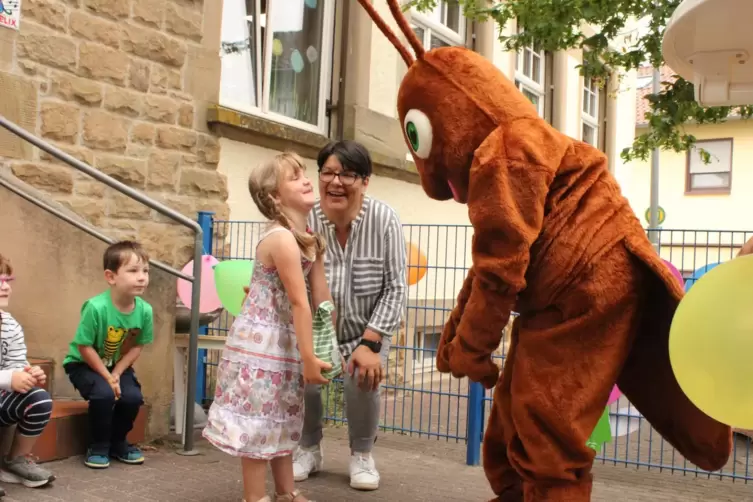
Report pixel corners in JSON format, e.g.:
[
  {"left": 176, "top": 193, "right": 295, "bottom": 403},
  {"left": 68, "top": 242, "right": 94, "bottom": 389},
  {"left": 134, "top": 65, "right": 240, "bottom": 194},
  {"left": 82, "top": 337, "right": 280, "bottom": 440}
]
[
  {"left": 0, "top": 115, "right": 203, "bottom": 454},
  {"left": 0, "top": 177, "right": 192, "bottom": 281}
]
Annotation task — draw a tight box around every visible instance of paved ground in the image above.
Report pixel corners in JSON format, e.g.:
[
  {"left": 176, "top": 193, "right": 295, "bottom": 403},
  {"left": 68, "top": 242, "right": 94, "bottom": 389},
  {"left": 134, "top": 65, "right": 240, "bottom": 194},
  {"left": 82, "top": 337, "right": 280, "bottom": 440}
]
[{"left": 3, "top": 427, "right": 753, "bottom": 501}]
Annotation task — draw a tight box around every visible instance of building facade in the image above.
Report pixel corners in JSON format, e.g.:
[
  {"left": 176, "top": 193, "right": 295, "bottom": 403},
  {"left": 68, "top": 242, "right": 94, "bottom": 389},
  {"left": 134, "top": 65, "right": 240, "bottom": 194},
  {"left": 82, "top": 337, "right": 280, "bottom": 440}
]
[
  {"left": 0, "top": 0, "right": 228, "bottom": 437},
  {"left": 623, "top": 65, "right": 753, "bottom": 232},
  {"left": 211, "top": 0, "right": 640, "bottom": 375}
]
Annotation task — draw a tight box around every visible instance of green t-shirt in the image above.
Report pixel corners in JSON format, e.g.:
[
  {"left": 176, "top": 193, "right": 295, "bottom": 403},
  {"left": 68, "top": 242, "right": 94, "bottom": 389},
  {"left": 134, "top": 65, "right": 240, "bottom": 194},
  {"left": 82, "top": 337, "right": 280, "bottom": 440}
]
[{"left": 63, "top": 290, "right": 154, "bottom": 367}]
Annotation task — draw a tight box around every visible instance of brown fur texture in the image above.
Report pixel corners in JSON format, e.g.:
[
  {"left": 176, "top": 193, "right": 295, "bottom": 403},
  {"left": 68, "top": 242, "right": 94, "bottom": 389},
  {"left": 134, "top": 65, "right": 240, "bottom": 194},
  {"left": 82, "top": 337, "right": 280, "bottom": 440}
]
[{"left": 357, "top": 1, "right": 732, "bottom": 500}]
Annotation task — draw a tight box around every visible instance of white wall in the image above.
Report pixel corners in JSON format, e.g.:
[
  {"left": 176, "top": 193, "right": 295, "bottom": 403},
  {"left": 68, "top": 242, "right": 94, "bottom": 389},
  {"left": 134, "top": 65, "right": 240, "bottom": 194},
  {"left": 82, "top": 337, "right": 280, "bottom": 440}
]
[{"left": 217, "top": 138, "right": 472, "bottom": 301}]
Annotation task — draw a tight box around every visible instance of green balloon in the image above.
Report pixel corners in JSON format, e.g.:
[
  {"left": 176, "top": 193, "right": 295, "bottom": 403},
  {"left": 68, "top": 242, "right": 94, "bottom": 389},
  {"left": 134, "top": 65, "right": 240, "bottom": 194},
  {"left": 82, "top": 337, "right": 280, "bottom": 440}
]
[
  {"left": 586, "top": 406, "right": 613, "bottom": 452},
  {"left": 213, "top": 260, "right": 255, "bottom": 316}
]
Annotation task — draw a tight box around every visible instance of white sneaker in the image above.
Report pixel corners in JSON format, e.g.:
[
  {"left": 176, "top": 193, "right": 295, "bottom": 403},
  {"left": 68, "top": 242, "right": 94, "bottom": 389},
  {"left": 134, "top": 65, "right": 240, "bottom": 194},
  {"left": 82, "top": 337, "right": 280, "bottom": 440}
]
[
  {"left": 292, "top": 445, "right": 323, "bottom": 482},
  {"left": 349, "top": 453, "right": 380, "bottom": 491}
]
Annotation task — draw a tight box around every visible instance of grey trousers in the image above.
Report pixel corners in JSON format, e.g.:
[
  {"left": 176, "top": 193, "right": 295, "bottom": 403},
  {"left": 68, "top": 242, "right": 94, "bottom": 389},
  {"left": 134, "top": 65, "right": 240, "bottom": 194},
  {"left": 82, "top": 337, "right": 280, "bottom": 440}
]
[{"left": 300, "top": 337, "right": 391, "bottom": 453}]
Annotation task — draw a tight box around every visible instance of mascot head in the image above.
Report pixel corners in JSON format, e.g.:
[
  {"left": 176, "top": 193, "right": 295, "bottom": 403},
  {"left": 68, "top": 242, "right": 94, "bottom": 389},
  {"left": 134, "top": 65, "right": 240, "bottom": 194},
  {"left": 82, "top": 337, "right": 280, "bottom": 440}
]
[{"left": 357, "top": 0, "right": 548, "bottom": 203}]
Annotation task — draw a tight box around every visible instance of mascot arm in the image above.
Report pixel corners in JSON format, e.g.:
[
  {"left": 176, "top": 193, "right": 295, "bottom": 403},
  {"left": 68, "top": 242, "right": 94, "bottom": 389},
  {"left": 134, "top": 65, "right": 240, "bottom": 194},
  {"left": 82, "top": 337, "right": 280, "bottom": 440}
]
[
  {"left": 437, "top": 267, "right": 475, "bottom": 359},
  {"left": 437, "top": 127, "right": 552, "bottom": 388}
]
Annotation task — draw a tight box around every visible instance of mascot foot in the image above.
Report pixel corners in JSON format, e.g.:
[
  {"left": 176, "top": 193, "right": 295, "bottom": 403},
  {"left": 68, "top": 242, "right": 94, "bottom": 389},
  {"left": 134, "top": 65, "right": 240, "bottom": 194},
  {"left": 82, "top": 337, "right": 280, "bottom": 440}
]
[{"left": 523, "top": 479, "right": 591, "bottom": 502}]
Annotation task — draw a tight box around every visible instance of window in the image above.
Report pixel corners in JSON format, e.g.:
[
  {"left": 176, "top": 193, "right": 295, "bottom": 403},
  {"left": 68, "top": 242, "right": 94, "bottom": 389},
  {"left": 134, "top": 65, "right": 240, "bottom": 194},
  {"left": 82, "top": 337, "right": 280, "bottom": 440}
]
[
  {"left": 410, "top": 0, "right": 466, "bottom": 49},
  {"left": 686, "top": 139, "right": 733, "bottom": 194},
  {"left": 515, "top": 26, "right": 547, "bottom": 119},
  {"left": 413, "top": 330, "right": 441, "bottom": 370},
  {"left": 219, "top": 0, "right": 335, "bottom": 135},
  {"left": 581, "top": 77, "right": 599, "bottom": 146}
]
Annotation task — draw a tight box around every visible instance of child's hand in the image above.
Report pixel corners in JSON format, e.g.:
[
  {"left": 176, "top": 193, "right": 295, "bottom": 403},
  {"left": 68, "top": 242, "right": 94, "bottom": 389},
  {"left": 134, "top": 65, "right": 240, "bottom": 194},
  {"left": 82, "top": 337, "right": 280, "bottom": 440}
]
[
  {"left": 24, "top": 366, "right": 46, "bottom": 386},
  {"left": 108, "top": 374, "right": 121, "bottom": 399},
  {"left": 303, "top": 357, "right": 332, "bottom": 385},
  {"left": 11, "top": 371, "right": 36, "bottom": 393}
]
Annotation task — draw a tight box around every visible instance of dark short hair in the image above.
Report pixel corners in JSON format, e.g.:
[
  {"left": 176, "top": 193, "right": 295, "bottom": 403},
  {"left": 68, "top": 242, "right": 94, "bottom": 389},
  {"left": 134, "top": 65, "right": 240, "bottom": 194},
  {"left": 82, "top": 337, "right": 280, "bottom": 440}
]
[
  {"left": 0, "top": 254, "right": 12, "bottom": 276},
  {"left": 103, "top": 241, "right": 149, "bottom": 272},
  {"left": 317, "top": 140, "right": 372, "bottom": 178}
]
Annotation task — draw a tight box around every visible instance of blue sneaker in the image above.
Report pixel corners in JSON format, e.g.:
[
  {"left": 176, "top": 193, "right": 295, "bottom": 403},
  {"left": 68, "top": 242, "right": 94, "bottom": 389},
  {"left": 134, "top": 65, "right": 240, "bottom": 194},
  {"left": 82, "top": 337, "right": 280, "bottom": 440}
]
[
  {"left": 112, "top": 444, "right": 144, "bottom": 465},
  {"left": 84, "top": 449, "right": 110, "bottom": 469}
]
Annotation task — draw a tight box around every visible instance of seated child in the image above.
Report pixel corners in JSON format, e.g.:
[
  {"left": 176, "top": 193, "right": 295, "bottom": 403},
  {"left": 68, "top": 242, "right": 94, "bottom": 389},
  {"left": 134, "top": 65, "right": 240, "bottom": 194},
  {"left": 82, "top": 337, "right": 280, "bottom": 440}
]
[
  {"left": 63, "top": 241, "right": 153, "bottom": 469},
  {"left": 0, "top": 253, "right": 55, "bottom": 489}
]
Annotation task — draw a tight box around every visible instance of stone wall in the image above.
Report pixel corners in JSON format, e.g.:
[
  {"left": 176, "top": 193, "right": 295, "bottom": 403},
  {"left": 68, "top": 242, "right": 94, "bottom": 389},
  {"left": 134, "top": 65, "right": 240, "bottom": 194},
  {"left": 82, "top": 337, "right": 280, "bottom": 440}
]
[{"left": 0, "top": 0, "right": 228, "bottom": 266}]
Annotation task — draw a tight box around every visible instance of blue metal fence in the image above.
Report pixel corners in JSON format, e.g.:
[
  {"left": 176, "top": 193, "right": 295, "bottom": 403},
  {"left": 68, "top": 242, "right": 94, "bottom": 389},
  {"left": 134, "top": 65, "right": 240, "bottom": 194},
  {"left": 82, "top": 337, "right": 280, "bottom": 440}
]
[{"left": 196, "top": 214, "right": 753, "bottom": 482}]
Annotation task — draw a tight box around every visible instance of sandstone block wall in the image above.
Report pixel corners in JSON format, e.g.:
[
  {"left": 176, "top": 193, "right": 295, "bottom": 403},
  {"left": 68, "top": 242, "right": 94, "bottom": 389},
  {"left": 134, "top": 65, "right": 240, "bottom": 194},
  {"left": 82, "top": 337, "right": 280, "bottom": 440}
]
[{"left": 0, "top": 0, "right": 228, "bottom": 266}]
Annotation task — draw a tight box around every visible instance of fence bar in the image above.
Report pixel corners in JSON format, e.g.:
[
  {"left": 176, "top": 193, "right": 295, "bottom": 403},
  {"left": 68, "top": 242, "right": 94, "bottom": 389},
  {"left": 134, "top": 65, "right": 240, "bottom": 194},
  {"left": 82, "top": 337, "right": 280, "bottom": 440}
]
[
  {"left": 0, "top": 114, "right": 203, "bottom": 454},
  {"left": 466, "top": 381, "right": 484, "bottom": 465},
  {"left": 195, "top": 212, "right": 214, "bottom": 404}
]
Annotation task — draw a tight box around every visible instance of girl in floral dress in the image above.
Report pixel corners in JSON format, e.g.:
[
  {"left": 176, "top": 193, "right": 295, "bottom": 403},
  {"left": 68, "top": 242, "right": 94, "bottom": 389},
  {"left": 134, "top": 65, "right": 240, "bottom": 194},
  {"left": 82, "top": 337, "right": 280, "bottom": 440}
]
[{"left": 203, "top": 152, "right": 333, "bottom": 502}]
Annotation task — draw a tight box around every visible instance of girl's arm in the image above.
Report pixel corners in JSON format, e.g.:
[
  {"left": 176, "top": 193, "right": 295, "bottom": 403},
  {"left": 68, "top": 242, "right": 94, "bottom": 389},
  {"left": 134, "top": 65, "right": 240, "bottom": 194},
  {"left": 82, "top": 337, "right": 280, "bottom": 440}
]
[
  {"left": 309, "top": 257, "right": 336, "bottom": 326},
  {"left": 267, "top": 231, "right": 317, "bottom": 363}
]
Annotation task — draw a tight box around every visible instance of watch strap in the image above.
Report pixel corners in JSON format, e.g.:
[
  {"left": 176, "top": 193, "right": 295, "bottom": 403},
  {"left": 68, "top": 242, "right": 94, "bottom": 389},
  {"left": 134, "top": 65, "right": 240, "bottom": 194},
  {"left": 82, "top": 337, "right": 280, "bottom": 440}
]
[{"left": 359, "top": 338, "right": 382, "bottom": 353}]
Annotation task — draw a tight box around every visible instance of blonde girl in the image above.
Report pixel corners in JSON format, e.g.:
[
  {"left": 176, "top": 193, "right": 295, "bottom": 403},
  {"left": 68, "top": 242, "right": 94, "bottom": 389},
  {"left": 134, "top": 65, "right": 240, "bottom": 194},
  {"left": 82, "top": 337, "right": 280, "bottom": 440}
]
[{"left": 203, "top": 152, "right": 333, "bottom": 502}]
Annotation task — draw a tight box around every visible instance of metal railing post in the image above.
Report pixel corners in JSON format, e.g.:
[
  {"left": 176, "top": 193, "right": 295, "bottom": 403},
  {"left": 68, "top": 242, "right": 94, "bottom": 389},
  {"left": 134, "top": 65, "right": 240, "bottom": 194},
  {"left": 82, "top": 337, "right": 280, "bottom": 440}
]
[
  {"left": 195, "top": 211, "right": 214, "bottom": 405},
  {"left": 466, "top": 381, "right": 484, "bottom": 465}
]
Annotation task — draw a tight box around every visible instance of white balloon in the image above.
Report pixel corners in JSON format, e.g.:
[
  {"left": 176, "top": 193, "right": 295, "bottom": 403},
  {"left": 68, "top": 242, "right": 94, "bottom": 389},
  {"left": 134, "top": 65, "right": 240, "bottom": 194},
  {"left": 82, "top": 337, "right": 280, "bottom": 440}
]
[{"left": 609, "top": 406, "right": 643, "bottom": 437}]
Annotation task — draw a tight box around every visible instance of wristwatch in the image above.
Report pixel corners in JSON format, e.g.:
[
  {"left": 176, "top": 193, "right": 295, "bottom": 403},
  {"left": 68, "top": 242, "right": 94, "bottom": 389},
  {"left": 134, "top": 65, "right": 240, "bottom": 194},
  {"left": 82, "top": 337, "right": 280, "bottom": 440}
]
[{"left": 358, "top": 338, "right": 382, "bottom": 354}]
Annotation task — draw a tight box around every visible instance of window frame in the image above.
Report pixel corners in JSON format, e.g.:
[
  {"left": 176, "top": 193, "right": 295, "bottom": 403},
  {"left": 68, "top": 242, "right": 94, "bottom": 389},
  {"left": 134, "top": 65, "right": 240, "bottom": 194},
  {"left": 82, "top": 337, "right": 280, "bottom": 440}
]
[
  {"left": 685, "top": 138, "right": 734, "bottom": 195},
  {"left": 581, "top": 74, "right": 609, "bottom": 151},
  {"left": 514, "top": 25, "right": 552, "bottom": 121},
  {"left": 218, "top": 0, "right": 337, "bottom": 136},
  {"left": 581, "top": 76, "right": 599, "bottom": 146},
  {"left": 410, "top": 1, "right": 467, "bottom": 48}
]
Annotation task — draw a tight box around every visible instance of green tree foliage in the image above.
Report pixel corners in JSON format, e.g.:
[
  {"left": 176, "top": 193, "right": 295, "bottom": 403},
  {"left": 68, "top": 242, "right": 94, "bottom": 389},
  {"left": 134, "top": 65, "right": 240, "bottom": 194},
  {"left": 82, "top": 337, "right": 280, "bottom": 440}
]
[{"left": 408, "top": 0, "right": 753, "bottom": 162}]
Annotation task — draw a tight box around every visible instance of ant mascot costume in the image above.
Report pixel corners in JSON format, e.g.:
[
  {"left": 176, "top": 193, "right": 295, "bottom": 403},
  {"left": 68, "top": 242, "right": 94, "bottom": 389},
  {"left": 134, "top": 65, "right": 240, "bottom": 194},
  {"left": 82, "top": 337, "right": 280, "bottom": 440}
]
[{"left": 356, "top": 1, "right": 731, "bottom": 501}]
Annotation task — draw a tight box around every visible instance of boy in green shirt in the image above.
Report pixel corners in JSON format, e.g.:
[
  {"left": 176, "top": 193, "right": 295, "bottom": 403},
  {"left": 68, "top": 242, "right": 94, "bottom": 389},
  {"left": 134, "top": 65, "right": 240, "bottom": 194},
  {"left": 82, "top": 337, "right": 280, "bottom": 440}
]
[{"left": 63, "top": 241, "right": 154, "bottom": 469}]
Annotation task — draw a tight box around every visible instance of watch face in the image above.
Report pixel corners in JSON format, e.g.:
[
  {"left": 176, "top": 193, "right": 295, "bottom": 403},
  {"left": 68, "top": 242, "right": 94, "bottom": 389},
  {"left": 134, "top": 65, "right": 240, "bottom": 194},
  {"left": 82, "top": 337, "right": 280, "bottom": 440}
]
[{"left": 361, "top": 339, "right": 381, "bottom": 352}]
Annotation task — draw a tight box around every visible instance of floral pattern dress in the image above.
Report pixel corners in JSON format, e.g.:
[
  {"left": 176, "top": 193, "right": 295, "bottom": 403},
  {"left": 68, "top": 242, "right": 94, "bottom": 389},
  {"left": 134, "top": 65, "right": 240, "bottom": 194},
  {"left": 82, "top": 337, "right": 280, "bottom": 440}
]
[{"left": 203, "top": 226, "right": 313, "bottom": 459}]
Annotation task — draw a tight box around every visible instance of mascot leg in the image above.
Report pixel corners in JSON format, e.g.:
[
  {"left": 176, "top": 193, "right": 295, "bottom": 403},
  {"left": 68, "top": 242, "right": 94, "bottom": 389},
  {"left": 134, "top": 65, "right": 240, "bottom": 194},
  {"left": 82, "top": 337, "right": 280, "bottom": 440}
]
[
  {"left": 507, "top": 244, "right": 646, "bottom": 502},
  {"left": 484, "top": 319, "right": 523, "bottom": 502}
]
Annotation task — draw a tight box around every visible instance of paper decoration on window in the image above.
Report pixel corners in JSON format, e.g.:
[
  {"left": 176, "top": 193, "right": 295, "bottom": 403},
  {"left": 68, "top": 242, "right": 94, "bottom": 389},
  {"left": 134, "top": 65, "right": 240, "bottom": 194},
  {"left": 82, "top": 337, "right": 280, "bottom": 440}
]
[
  {"left": 306, "top": 46, "right": 319, "bottom": 63},
  {"left": 272, "top": 38, "right": 284, "bottom": 57},
  {"left": 290, "top": 49, "right": 304, "bottom": 73},
  {"left": 305, "top": 0, "right": 317, "bottom": 8}
]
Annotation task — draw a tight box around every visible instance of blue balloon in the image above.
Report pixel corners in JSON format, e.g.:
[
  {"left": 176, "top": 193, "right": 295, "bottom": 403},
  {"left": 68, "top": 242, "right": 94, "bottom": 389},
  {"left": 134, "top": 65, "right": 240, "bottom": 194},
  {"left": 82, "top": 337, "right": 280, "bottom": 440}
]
[{"left": 684, "top": 262, "right": 720, "bottom": 292}]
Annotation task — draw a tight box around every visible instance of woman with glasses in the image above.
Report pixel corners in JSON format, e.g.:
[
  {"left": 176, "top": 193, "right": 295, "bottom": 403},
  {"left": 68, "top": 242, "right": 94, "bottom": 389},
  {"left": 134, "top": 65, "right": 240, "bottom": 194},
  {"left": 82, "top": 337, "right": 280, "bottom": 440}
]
[{"left": 293, "top": 140, "right": 407, "bottom": 492}]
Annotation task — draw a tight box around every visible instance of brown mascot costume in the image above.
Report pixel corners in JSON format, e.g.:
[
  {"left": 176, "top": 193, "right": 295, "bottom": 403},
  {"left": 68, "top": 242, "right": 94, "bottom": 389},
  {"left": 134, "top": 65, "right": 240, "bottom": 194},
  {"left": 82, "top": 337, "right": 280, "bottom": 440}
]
[{"left": 356, "top": 1, "right": 732, "bottom": 501}]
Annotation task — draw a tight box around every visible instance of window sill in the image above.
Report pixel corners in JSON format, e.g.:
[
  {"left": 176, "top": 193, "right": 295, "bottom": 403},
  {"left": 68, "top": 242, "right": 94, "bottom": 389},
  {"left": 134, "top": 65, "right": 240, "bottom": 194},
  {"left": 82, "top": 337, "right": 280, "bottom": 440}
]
[
  {"left": 206, "top": 104, "right": 421, "bottom": 185},
  {"left": 207, "top": 104, "right": 330, "bottom": 160},
  {"left": 684, "top": 188, "right": 732, "bottom": 196}
]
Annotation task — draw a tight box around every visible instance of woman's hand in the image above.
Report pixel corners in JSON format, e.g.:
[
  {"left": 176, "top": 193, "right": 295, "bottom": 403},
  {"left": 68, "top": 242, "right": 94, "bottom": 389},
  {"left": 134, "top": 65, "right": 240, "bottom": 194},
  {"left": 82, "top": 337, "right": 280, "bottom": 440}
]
[
  {"left": 303, "top": 357, "right": 332, "bottom": 385},
  {"left": 348, "top": 345, "right": 384, "bottom": 391}
]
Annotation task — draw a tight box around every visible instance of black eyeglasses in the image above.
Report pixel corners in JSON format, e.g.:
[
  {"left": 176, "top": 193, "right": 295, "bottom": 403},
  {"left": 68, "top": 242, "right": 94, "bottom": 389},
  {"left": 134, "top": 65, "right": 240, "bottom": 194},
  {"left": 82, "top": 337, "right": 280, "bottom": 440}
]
[{"left": 319, "top": 170, "right": 361, "bottom": 186}]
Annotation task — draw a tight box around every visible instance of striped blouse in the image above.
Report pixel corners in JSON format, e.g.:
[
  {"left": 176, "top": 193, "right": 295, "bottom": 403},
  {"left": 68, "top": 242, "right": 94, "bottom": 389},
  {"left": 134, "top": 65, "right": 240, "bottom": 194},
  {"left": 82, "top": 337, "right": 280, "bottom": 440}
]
[
  {"left": 0, "top": 312, "right": 30, "bottom": 391},
  {"left": 308, "top": 196, "right": 408, "bottom": 358}
]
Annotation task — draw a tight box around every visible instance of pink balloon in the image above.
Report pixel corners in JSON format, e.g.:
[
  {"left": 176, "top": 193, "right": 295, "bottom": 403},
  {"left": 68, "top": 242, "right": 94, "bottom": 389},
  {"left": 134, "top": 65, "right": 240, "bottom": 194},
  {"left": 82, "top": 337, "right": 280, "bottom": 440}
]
[
  {"left": 177, "top": 255, "right": 221, "bottom": 314},
  {"left": 662, "top": 259, "right": 684, "bottom": 287},
  {"left": 607, "top": 385, "right": 621, "bottom": 405}
]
